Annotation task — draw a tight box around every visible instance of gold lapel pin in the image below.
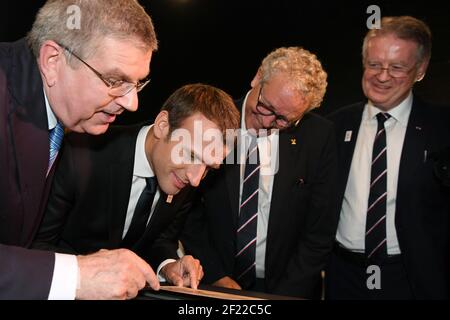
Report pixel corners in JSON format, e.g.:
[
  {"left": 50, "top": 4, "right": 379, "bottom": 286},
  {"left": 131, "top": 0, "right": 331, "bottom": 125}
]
[{"left": 291, "top": 138, "right": 297, "bottom": 145}]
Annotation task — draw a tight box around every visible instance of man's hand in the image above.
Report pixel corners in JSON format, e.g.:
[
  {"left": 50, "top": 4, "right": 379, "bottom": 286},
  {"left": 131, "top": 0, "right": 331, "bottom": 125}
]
[
  {"left": 213, "top": 276, "right": 242, "bottom": 290},
  {"left": 161, "top": 255, "right": 203, "bottom": 289},
  {"left": 76, "top": 249, "right": 160, "bottom": 300}
]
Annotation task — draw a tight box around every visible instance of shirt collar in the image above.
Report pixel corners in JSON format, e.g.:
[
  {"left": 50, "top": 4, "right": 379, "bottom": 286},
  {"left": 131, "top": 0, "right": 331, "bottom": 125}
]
[
  {"left": 44, "top": 89, "right": 57, "bottom": 130},
  {"left": 134, "top": 125, "right": 155, "bottom": 178},
  {"left": 366, "top": 91, "right": 413, "bottom": 127}
]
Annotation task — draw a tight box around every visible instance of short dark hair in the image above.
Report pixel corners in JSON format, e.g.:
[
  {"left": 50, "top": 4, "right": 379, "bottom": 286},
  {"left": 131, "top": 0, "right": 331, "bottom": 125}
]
[
  {"left": 363, "top": 16, "right": 432, "bottom": 64},
  {"left": 161, "top": 84, "right": 240, "bottom": 139}
]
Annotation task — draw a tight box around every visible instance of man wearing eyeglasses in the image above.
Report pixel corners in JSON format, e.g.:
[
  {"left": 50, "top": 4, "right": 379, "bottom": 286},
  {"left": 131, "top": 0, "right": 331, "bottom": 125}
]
[
  {"left": 181, "top": 47, "right": 339, "bottom": 299},
  {"left": 32, "top": 83, "right": 240, "bottom": 298},
  {"left": 326, "top": 16, "right": 450, "bottom": 299},
  {"left": 0, "top": 0, "right": 159, "bottom": 299}
]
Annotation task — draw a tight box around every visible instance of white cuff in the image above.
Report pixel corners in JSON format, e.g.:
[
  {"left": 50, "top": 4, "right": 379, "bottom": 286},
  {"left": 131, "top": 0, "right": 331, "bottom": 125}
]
[
  {"left": 48, "top": 253, "right": 78, "bottom": 300},
  {"left": 156, "top": 259, "right": 177, "bottom": 282}
]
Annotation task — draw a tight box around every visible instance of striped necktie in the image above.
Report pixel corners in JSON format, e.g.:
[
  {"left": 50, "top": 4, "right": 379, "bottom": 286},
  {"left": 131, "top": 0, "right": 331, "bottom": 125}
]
[
  {"left": 234, "top": 134, "right": 259, "bottom": 288},
  {"left": 365, "top": 112, "right": 391, "bottom": 262},
  {"left": 48, "top": 122, "right": 64, "bottom": 175}
]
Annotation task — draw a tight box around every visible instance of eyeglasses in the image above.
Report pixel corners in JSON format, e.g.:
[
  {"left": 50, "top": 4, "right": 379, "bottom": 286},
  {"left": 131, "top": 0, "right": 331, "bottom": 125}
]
[
  {"left": 58, "top": 43, "right": 150, "bottom": 97},
  {"left": 255, "top": 84, "right": 294, "bottom": 128},
  {"left": 364, "top": 61, "right": 417, "bottom": 78}
]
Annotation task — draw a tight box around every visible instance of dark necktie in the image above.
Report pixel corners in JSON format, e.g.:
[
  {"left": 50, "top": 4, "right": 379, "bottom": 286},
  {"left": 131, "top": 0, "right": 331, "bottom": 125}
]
[
  {"left": 123, "top": 176, "right": 157, "bottom": 247},
  {"left": 365, "top": 112, "right": 391, "bottom": 262},
  {"left": 234, "top": 135, "right": 259, "bottom": 288},
  {"left": 47, "top": 122, "right": 64, "bottom": 175}
]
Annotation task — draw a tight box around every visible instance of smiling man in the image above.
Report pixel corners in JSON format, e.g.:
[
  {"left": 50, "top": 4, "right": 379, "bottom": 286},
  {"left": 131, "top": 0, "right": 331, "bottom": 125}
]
[
  {"left": 326, "top": 16, "right": 450, "bottom": 300},
  {"left": 0, "top": 0, "right": 158, "bottom": 299},
  {"left": 32, "top": 84, "right": 240, "bottom": 293}
]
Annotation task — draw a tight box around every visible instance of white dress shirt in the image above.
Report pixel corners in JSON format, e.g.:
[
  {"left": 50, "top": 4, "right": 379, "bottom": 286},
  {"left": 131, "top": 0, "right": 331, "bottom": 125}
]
[
  {"left": 240, "top": 92, "right": 279, "bottom": 278},
  {"left": 336, "top": 92, "right": 413, "bottom": 254}
]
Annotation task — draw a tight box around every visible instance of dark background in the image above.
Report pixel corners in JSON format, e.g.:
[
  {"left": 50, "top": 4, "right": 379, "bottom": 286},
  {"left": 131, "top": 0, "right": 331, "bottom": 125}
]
[{"left": 2, "top": 0, "right": 449, "bottom": 124}]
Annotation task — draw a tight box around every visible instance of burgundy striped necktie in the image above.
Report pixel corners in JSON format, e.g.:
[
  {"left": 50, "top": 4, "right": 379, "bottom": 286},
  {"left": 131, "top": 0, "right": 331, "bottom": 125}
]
[
  {"left": 234, "top": 135, "right": 259, "bottom": 288},
  {"left": 365, "top": 112, "right": 391, "bottom": 262}
]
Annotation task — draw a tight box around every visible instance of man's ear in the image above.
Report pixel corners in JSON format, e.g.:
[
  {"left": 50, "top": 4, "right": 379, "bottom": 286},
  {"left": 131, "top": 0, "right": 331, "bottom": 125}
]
[
  {"left": 153, "top": 110, "right": 170, "bottom": 139},
  {"left": 38, "top": 40, "right": 64, "bottom": 88},
  {"left": 415, "top": 59, "right": 429, "bottom": 82},
  {"left": 250, "top": 68, "right": 263, "bottom": 88}
]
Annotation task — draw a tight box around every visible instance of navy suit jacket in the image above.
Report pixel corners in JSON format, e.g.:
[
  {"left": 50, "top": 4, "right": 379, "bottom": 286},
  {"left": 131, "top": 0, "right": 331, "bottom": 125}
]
[
  {"left": 0, "top": 39, "right": 55, "bottom": 299},
  {"left": 328, "top": 97, "right": 450, "bottom": 299},
  {"left": 182, "top": 100, "right": 339, "bottom": 299}
]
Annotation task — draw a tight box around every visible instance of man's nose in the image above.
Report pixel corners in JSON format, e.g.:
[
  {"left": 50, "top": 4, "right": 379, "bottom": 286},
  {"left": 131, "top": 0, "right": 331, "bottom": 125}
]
[
  {"left": 186, "top": 164, "right": 207, "bottom": 187},
  {"left": 262, "top": 114, "right": 277, "bottom": 129},
  {"left": 115, "top": 88, "right": 139, "bottom": 112}
]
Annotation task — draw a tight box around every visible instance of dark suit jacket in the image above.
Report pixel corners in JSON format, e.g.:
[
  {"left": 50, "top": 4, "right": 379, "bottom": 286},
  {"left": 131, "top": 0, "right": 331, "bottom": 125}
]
[
  {"left": 0, "top": 39, "right": 56, "bottom": 299},
  {"left": 182, "top": 100, "right": 338, "bottom": 299},
  {"left": 32, "top": 125, "right": 195, "bottom": 270},
  {"left": 328, "top": 97, "right": 450, "bottom": 299}
]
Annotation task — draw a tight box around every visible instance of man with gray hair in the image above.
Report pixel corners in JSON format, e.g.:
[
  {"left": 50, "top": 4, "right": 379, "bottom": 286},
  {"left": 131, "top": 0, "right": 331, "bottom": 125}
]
[
  {"left": 181, "top": 47, "right": 338, "bottom": 299},
  {"left": 326, "top": 16, "right": 450, "bottom": 299},
  {"left": 0, "top": 0, "right": 159, "bottom": 299}
]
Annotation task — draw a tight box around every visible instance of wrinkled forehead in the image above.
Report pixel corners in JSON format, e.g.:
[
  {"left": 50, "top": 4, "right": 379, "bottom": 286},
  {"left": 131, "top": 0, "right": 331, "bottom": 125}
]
[
  {"left": 365, "top": 34, "right": 420, "bottom": 60},
  {"left": 88, "top": 37, "right": 152, "bottom": 74}
]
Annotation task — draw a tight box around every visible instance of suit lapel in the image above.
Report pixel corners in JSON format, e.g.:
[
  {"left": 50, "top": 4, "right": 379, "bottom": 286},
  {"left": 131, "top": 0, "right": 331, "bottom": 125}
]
[
  {"left": 227, "top": 98, "right": 245, "bottom": 226},
  {"left": 336, "top": 104, "right": 364, "bottom": 203},
  {"left": 396, "top": 99, "right": 427, "bottom": 226},
  {"left": 268, "top": 129, "right": 300, "bottom": 229},
  {"left": 138, "top": 188, "right": 190, "bottom": 246},
  {"left": 8, "top": 40, "right": 50, "bottom": 243},
  {"left": 146, "top": 191, "right": 169, "bottom": 232},
  {"left": 108, "top": 137, "right": 136, "bottom": 246},
  {"left": 225, "top": 160, "right": 241, "bottom": 227}
]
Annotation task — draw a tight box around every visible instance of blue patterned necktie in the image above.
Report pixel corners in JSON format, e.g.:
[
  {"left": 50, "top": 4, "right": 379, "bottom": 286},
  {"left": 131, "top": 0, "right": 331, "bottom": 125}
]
[
  {"left": 365, "top": 112, "right": 391, "bottom": 262},
  {"left": 234, "top": 135, "right": 259, "bottom": 288},
  {"left": 48, "top": 122, "right": 64, "bottom": 174}
]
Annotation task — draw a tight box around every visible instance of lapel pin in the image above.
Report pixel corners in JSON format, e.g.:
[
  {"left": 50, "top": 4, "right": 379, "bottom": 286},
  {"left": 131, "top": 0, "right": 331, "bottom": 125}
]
[
  {"left": 415, "top": 126, "right": 422, "bottom": 130},
  {"left": 345, "top": 130, "right": 352, "bottom": 142},
  {"left": 290, "top": 138, "right": 297, "bottom": 145},
  {"left": 166, "top": 195, "right": 173, "bottom": 203}
]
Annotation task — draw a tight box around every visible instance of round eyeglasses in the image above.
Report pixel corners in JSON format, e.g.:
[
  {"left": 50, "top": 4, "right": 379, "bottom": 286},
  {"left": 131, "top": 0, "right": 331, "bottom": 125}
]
[
  {"left": 58, "top": 43, "right": 150, "bottom": 97},
  {"left": 364, "top": 61, "right": 417, "bottom": 78},
  {"left": 255, "top": 84, "right": 296, "bottom": 129}
]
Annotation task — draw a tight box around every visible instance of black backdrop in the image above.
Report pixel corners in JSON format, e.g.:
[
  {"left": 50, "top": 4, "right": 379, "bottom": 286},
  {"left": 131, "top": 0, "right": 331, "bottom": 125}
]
[{"left": 2, "top": 0, "right": 449, "bottom": 125}]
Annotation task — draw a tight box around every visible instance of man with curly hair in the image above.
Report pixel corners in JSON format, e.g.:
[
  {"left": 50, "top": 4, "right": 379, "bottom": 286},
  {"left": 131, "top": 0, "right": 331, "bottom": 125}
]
[{"left": 181, "top": 47, "right": 338, "bottom": 299}]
